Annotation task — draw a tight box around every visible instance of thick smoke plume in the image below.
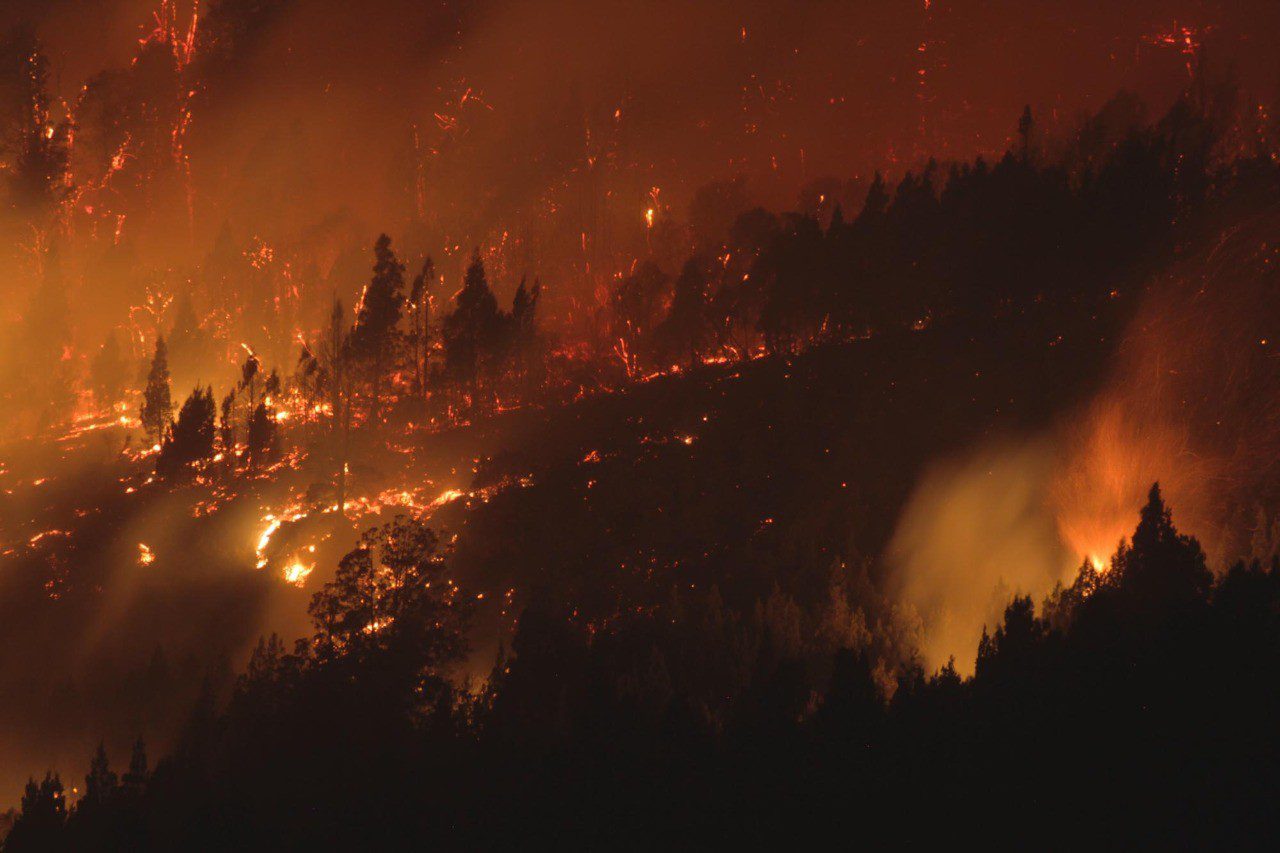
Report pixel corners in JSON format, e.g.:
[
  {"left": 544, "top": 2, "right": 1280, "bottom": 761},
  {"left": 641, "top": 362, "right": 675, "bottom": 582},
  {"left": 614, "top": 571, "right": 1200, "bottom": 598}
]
[{"left": 893, "top": 208, "right": 1280, "bottom": 672}]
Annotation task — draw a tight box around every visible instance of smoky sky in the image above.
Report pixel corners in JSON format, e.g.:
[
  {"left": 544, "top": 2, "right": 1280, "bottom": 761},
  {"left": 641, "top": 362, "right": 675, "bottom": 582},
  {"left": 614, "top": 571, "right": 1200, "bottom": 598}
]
[
  {"left": 14, "top": 1, "right": 1277, "bottom": 199},
  {"left": 3, "top": 0, "right": 1278, "bottom": 333}
]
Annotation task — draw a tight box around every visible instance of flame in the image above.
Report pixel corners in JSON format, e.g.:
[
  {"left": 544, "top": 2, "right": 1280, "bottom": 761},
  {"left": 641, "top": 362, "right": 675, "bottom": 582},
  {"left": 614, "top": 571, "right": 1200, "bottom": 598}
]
[{"left": 283, "top": 559, "right": 313, "bottom": 586}]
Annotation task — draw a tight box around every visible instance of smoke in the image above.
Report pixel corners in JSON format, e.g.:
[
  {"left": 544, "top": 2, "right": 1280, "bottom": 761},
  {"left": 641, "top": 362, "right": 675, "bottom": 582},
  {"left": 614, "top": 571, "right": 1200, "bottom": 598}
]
[
  {"left": 888, "top": 435, "right": 1069, "bottom": 673},
  {"left": 892, "top": 205, "right": 1280, "bottom": 673},
  {"left": 1, "top": 0, "right": 1279, "bottom": 802}
]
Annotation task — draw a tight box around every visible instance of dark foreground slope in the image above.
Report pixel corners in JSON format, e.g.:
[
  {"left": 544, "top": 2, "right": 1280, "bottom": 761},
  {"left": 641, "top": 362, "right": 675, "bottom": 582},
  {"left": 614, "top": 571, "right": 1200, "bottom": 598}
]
[{"left": 24, "top": 296, "right": 1268, "bottom": 849}]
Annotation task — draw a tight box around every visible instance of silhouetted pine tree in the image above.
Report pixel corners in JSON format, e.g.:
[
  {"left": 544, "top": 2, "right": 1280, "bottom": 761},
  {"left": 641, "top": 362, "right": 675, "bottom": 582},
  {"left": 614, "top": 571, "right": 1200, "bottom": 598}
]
[
  {"left": 157, "top": 386, "right": 216, "bottom": 476},
  {"left": 443, "top": 250, "right": 502, "bottom": 399},
  {"left": 139, "top": 336, "right": 173, "bottom": 447},
  {"left": 4, "top": 773, "right": 66, "bottom": 851},
  {"left": 246, "top": 401, "right": 278, "bottom": 469},
  {"left": 349, "top": 234, "right": 406, "bottom": 423}
]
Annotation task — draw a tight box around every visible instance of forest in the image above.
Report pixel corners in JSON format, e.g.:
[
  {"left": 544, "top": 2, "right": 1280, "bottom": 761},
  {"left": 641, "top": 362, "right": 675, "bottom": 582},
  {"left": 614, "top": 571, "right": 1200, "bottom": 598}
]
[{"left": 2, "top": 1, "right": 1280, "bottom": 848}]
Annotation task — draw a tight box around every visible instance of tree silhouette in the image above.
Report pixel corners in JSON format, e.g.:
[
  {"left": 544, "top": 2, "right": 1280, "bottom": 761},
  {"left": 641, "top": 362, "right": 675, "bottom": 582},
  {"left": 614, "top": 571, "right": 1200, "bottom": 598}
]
[
  {"left": 122, "top": 738, "right": 148, "bottom": 799},
  {"left": 83, "top": 743, "right": 118, "bottom": 808},
  {"left": 0, "top": 26, "right": 69, "bottom": 215},
  {"left": 443, "top": 250, "right": 502, "bottom": 401},
  {"left": 308, "top": 515, "right": 470, "bottom": 711},
  {"left": 349, "top": 234, "right": 406, "bottom": 423},
  {"left": 4, "top": 773, "right": 66, "bottom": 851},
  {"left": 1112, "top": 482, "right": 1212, "bottom": 614},
  {"left": 656, "top": 256, "right": 711, "bottom": 368},
  {"left": 157, "top": 386, "right": 216, "bottom": 476},
  {"left": 246, "top": 401, "right": 278, "bottom": 469},
  {"left": 139, "top": 336, "right": 173, "bottom": 447}
]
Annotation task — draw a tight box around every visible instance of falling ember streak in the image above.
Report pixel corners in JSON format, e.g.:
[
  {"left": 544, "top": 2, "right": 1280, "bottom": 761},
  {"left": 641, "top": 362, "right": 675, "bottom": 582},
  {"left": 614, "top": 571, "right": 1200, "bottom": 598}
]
[{"left": 1142, "top": 21, "right": 1207, "bottom": 78}]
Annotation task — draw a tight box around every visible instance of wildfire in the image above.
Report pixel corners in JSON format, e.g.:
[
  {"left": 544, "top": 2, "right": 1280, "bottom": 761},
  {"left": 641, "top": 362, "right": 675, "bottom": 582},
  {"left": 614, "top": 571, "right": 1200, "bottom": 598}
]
[
  {"left": 255, "top": 503, "right": 307, "bottom": 570},
  {"left": 1142, "top": 22, "right": 1208, "bottom": 77},
  {"left": 283, "top": 558, "right": 314, "bottom": 587},
  {"left": 137, "top": 543, "right": 155, "bottom": 566}
]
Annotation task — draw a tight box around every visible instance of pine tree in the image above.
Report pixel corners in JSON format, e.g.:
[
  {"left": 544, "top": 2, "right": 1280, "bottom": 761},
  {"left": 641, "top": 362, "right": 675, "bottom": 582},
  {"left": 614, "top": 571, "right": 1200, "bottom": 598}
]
[
  {"left": 509, "top": 275, "right": 542, "bottom": 392},
  {"left": 83, "top": 743, "right": 118, "bottom": 807},
  {"left": 122, "top": 738, "right": 147, "bottom": 798},
  {"left": 1112, "top": 483, "right": 1212, "bottom": 613},
  {"left": 246, "top": 401, "right": 278, "bottom": 469},
  {"left": 443, "top": 249, "right": 501, "bottom": 399},
  {"left": 0, "top": 26, "right": 69, "bottom": 215},
  {"left": 349, "top": 234, "right": 406, "bottom": 423},
  {"left": 5, "top": 773, "right": 67, "bottom": 850},
  {"left": 139, "top": 336, "right": 173, "bottom": 447},
  {"left": 157, "top": 386, "right": 216, "bottom": 476},
  {"left": 858, "top": 171, "right": 890, "bottom": 225}
]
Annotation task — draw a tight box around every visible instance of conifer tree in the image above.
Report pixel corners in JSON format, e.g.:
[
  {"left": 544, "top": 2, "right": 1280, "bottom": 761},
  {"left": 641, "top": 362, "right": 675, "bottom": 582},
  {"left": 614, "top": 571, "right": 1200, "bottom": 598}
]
[
  {"left": 349, "top": 234, "right": 406, "bottom": 423},
  {"left": 139, "top": 336, "right": 173, "bottom": 447},
  {"left": 443, "top": 249, "right": 501, "bottom": 399},
  {"left": 83, "top": 743, "right": 117, "bottom": 807},
  {"left": 157, "top": 386, "right": 216, "bottom": 476},
  {"left": 122, "top": 738, "right": 147, "bottom": 798}
]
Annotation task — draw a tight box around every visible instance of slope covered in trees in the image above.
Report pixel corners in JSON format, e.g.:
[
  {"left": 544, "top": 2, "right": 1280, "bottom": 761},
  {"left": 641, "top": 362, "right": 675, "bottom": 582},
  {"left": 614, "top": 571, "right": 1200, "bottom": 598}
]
[
  {"left": 7, "top": 486, "right": 1280, "bottom": 848},
  {"left": 2, "top": 75, "right": 1279, "bottom": 847}
]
